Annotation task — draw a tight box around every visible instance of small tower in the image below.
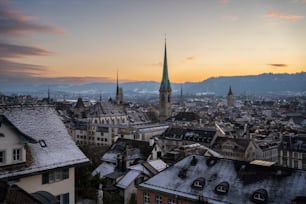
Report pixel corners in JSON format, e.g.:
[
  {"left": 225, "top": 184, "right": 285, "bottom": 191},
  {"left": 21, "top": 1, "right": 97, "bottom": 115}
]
[
  {"left": 180, "top": 85, "right": 184, "bottom": 105},
  {"left": 159, "top": 39, "right": 172, "bottom": 121},
  {"left": 227, "top": 86, "right": 235, "bottom": 107},
  {"left": 115, "top": 71, "right": 123, "bottom": 104},
  {"left": 47, "top": 87, "right": 50, "bottom": 104}
]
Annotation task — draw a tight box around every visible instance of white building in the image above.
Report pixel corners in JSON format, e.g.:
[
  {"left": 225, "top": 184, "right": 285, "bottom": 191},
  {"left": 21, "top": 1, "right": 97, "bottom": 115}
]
[{"left": 0, "top": 106, "right": 89, "bottom": 204}]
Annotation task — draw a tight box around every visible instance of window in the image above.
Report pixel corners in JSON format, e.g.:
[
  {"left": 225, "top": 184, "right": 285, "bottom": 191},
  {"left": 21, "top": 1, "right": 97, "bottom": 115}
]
[
  {"left": 13, "top": 148, "right": 22, "bottom": 161},
  {"left": 39, "top": 140, "right": 47, "bottom": 148},
  {"left": 143, "top": 192, "right": 150, "bottom": 204},
  {"left": 42, "top": 168, "right": 69, "bottom": 184},
  {"left": 293, "top": 152, "right": 298, "bottom": 158},
  {"left": 168, "top": 198, "right": 176, "bottom": 204},
  {"left": 155, "top": 195, "right": 162, "bottom": 204},
  {"left": 0, "top": 151, "right": 5, "bottom": 164},
  {"left": 57, "top": 193, "right": 69, "bottom": 204},
  {"left": 294, "top": 160, "right": 299, "bottom": 169}
]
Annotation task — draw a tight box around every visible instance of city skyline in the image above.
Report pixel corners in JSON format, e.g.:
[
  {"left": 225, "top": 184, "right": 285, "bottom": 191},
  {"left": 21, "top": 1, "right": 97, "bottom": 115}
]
[{"left": 1, "top": 0, "right": 306, "bottom": 85}]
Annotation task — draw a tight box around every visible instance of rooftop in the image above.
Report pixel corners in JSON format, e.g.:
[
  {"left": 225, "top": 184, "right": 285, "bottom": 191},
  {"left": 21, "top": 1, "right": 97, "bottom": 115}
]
[
  {"left": 139, "top": 155, "right": 306, "bottom": 203},
  {"left": 0, "top": 105, "right": 89, "bottom": 179}
]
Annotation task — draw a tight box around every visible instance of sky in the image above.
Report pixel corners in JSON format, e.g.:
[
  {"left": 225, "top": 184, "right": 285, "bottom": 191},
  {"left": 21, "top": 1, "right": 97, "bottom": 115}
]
[{"left": 0, "top": 0, "right": 305, "bottom": 85}]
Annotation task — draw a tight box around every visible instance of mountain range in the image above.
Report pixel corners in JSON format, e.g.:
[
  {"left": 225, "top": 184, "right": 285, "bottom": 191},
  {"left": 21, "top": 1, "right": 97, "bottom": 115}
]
[{"left": 1, "top": 72, "right": 305, "bottom": 100}]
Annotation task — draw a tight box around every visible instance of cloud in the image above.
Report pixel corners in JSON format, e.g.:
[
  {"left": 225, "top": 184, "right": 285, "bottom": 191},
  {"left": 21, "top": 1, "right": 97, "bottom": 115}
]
[
  {"left": 182, "top": 56, "right": 198, "bottom": 63},
  {"left": 0, "top": 43, "right": 53, "bottom": 58},
  {"left": 0, "top": 59, "right": 47, "bottom": 77},
  {"left": 0, "top": 73, "right": 113, "bottom": 85},
  {"left": 0, "top": 1, "right": 63, "bottom": 36},
  {"left": 268, "top": 64, "right": 288, "bottom": 67},
  {"left": 264, "top": 12, "right": 304, "bottom": 20}
]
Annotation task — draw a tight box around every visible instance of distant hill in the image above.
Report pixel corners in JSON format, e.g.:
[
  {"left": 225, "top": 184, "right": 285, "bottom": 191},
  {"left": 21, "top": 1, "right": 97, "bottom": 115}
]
[
  {"left": 1, "top": 72, "right": 305, "bottom": 99},
  {"left": 183, "top": 72, "right": 306, "bottom": 96}
]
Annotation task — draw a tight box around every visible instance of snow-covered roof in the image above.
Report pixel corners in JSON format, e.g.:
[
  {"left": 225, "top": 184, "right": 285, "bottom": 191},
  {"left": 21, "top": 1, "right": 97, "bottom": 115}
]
[
  {"left": 92, "top": 162, "right": 115, "bottom": 178},
  {"left": 147, "top": 160, "right": 167, "bottom": 172},
  {"left": 139, "top": 155, "right": 306, "bottom": 204},
  {"left": 116, "top": 169, "right": 141, "bottom": 189},
  {"left": 0, "top": 106, "right": 89, "bottom": 179},
  {"left": 128, "top": 164, "right": 151, "bottom": 176},
  {"left": 101, "top": 138, "right": 153, "bottom": 163}
]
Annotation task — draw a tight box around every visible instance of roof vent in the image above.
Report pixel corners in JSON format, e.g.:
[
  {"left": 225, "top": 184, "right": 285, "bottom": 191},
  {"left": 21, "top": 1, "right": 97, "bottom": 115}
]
[
  {"left": 191, "top": 155, "right": 198, "bottom": 166},
  {"left": 178, "top": 168, "right": 187, "bottom": 179},
  {"left": 206, "top": 157, "right": 217, "bottom": 167}
]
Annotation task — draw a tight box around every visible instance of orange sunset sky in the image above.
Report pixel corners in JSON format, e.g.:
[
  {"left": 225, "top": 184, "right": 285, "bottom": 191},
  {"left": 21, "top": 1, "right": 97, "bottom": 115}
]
[{"left": 0, "top": 0, "right": 305, "bottom": 84}]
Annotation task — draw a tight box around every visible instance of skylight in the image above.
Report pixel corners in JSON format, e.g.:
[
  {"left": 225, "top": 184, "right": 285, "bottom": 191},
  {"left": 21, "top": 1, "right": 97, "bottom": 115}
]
[{"left": 39, "top": 140, "right": 47, "bottom": 148}]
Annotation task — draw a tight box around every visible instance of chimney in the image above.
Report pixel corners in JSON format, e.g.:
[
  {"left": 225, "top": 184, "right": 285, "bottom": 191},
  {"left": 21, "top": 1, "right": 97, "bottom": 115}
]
[{"left": 149, "top": 138, "right": 155, "bottom": 146}]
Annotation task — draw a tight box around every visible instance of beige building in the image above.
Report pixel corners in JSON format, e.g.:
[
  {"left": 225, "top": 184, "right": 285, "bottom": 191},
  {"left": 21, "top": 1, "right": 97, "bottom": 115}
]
[{"left": 0, "top": 106, "right": 89, "bottom": 204}]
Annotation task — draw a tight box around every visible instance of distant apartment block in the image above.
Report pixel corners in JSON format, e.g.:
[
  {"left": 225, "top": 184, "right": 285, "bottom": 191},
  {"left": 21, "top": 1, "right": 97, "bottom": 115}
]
[{"left": 279, "top": 134, "right": 306, "bottom": 170}]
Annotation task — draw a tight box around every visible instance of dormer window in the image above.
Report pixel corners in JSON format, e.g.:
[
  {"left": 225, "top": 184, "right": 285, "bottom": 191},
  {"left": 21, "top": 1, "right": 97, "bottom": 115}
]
[
  {"left": 191, "top": 177, "right": 205, "bottom": 189},
  {"left": 251, "top": 189, "right": 268, "bottom": 204},
  {"left": 215, "top": 182, "right": 229, "bottom": 195}
]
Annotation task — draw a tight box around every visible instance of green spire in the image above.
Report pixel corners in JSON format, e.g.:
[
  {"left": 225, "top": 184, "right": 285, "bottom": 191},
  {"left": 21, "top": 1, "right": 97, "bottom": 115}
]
[{"left": 160, "top": 40, "right": 171, "bottom": 91}]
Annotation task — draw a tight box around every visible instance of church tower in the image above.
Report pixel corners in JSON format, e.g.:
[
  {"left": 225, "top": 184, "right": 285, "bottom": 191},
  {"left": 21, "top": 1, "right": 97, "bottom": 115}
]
[
  {"left": 159, "top": 39, "right": 172, "bottom": 121},
  {"left": 115, "top": 71, "right": 123, "bottom": 104},
  {"left": 227, "top": 86, "right": 235, "bottom": 107}
]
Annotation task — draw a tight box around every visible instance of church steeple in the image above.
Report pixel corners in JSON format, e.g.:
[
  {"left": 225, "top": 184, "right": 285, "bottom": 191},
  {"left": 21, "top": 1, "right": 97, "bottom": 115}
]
[
  {"left": 116, "top": 70, "right": 119, "bottom": 96},
  {"left": 159, "top": 39, "right": 171, "bottom": 92},
  {"left": 227, "top": 86, "right": 233, "bottom": 96},
  {"left": 227, "top": 86, "right": 235, "bottom": 107},
  {"left": 159, "top": 38, "right": 172, "bottom": 121},
  {"left": 115, "top": 71, "right": 123, "bottom": 104}
]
